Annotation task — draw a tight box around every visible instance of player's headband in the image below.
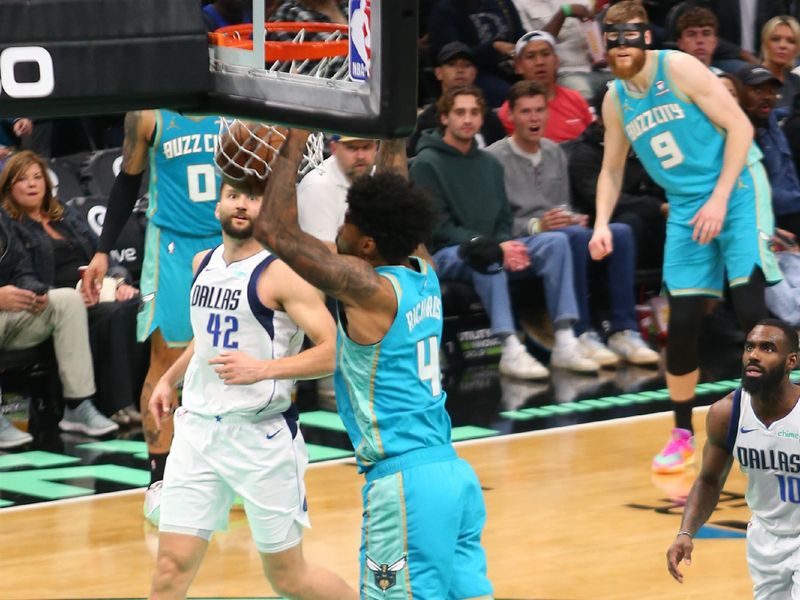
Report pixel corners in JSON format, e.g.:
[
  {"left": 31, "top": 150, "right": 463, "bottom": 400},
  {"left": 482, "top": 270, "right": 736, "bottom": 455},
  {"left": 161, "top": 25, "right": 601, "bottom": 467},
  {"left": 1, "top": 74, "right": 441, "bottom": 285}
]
[{"left": 603, "top": 23, "right": 648, "bottom": 51}]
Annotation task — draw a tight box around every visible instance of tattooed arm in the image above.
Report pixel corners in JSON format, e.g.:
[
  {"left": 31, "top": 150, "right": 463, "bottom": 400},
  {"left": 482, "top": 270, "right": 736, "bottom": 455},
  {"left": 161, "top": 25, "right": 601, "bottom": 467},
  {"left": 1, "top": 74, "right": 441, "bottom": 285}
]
[
  {"left": 254, "top": 130, "right": 392, "bottom": 310},
  {"left": 83, "top": 110, "right": 155, "bottom": 302}
]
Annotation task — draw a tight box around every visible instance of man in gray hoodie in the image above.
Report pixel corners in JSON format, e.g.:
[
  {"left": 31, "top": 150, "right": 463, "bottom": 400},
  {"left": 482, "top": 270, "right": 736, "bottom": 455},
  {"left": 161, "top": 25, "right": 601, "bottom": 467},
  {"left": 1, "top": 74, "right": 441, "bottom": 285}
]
[{"left": 410, "top": 84, "right": 601, "bottom": 377}]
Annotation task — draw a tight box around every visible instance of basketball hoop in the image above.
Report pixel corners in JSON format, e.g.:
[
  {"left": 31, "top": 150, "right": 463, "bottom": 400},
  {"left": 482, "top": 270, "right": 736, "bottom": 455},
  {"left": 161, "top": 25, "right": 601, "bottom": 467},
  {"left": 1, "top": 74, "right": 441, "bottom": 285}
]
[{"left": 209, "top": 22, "right": 349, "bottom": 79}]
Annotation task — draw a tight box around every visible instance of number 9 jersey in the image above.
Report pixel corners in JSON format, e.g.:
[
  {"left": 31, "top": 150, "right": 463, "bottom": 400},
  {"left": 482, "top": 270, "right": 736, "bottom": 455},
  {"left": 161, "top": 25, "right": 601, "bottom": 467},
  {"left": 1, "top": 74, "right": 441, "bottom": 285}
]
[
  {"left": 611, "top": 50, "right": 762, "bottom": 203},
  {"left": 182, "top": 246, "right": 304, "bottom": 417},
  {"left": 147, "top": 109, "right": 221, "bottom": 237}
]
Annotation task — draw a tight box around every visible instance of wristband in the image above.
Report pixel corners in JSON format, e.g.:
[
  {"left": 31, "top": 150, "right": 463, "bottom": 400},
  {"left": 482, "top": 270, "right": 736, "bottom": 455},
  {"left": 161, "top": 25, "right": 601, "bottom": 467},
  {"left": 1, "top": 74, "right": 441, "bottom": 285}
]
[
  {"left": 677, "top": 530, "right": 693, "bottom": 539},
  {"left": 562, "top": 4, "right": 573, "bottom": 17}
]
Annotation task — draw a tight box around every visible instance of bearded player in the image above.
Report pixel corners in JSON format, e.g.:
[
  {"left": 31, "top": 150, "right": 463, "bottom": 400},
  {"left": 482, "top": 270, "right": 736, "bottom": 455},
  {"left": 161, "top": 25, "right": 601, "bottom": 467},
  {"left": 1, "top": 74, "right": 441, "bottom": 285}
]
[{"left": 588, "top": 1, "right": 782, "bottom": 474}]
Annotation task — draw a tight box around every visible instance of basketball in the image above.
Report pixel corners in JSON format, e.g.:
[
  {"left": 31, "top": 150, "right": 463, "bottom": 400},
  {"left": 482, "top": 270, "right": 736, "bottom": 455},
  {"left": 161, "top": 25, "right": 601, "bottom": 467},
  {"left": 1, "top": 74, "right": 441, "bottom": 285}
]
[{"left": 215, "top": 120, "right": 289, "bottom": 181}]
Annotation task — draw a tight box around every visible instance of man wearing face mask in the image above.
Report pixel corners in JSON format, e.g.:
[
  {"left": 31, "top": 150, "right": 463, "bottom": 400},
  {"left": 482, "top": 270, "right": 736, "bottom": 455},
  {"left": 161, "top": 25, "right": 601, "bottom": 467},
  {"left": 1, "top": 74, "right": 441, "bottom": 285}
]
[{"left": 589, "top": 1, "right": 782, "bottom": 474}]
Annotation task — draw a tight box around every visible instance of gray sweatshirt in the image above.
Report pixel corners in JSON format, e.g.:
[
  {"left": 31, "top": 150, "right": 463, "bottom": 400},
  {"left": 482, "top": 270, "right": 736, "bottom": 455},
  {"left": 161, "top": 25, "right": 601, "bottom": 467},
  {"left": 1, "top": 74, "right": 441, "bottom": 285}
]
[{"left": 486, "top": 136, "right": 571, "bottom": 237}]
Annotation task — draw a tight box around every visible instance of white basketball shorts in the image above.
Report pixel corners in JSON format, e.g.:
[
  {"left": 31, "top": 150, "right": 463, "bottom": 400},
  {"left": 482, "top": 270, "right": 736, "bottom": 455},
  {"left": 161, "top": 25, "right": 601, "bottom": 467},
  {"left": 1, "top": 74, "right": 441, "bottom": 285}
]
[
  {"left": 747, "top": 518, "right": 800, "bottom": 599},
  {"left": 160, "top": 407, "right": 311, "bottom": 553}
]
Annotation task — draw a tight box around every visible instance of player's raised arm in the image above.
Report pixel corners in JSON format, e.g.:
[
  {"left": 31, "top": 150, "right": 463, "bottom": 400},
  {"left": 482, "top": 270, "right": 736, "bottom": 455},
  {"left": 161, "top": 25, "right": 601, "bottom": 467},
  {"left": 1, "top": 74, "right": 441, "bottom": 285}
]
[
  {"left": 253, "top": 129, "right": 390, "bottom": 309},
  {"left": 666, "top": 395, "right": 735, "bottom": 583},
  {"left": 82, "top": 110, "right": 156, "bottom": 302}
]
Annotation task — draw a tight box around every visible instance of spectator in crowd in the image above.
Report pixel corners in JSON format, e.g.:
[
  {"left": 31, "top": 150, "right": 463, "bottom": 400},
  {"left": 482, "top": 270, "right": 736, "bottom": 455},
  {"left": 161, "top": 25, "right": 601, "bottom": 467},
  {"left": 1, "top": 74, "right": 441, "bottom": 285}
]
[
  {"left": 498, "top": 31, "right": 594, "bottom": 142},
  {"left": 1, "top": 151, "right": 143, "bottom": 426},
  {"left": 764, "top": 228, "right": 800, "bottom": 326},
  {"left": 408, "top": 43, "right": 507, "bottom": 157},
  {"left": 711, "top": 0, "right": 797, "bottom": 58},
  {"left": 673, "top": 5, "right": 757, "bottom": 74},
  {"left": 719, "top": 71, "right": 744, "bottom": 99},
  {"left": 761, "top": 15, "right": 800, "bottom": 109},
  {"left": 569, "top": 87, "right": 667, "bottom": 270},
  {"left": 411, "top": 85, "right": 602, "bottom": 377},
  {"left": 297, "top": 135, "right": 378, "bottom": 251},
  {"left": 202, "top": 0, "right": 252, "bottom": 31},
  {"left": 488, "top": 82, "right": 659, "bottom": 366},
  {"left": 427, "top": 0, "right": 525, "bottom": 107},
  {"left": 0, "top": 118, "right": 33, "bottom": 168},
  {"left": 0, "top": 188, "right": 118, "bottom": 448},
  {"left": 738, "top": 64, "right": 800, "bottom": 237},
  {"left": 512, "top": 1, "right": 612, "bottom": 99}
]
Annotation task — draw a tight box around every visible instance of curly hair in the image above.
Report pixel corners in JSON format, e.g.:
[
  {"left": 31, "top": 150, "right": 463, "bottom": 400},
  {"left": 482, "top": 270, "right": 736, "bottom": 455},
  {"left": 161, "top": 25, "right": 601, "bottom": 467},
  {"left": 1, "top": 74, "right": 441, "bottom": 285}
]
[
  {"left": 345, "top": 173, "right": 437, "bottom": 264},
  {"left": 0, "top": 150, "right": 63, "bottom": 221}
]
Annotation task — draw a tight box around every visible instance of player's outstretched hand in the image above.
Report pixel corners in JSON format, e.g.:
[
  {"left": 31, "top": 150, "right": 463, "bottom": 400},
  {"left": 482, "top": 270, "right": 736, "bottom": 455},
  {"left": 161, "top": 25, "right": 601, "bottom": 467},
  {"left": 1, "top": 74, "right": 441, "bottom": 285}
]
[
  {"left": 589, "top": 225, "right": 613, "bottom": 260},
  {"left": 689, "top": 198, "right": 726, "bottom": 245},
  {"left": 148, "top": 379, "right": 175, "bottom": 431},
  {"left": 81, "top": 253, "right": 109, "bottom": 305},
  {"left": 210, "top": 351, "right": 265, "bottom": 385},
  {"left": 666, "top": 534, "right": 693, "bottom": 583}
]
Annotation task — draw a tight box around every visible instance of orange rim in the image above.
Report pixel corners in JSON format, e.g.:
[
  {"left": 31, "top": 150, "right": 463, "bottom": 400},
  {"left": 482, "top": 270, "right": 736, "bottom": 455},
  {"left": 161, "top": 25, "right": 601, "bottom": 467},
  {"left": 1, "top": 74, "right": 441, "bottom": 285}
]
[{"left": 209, "top": 22, "right": 349, "bottom": 62}]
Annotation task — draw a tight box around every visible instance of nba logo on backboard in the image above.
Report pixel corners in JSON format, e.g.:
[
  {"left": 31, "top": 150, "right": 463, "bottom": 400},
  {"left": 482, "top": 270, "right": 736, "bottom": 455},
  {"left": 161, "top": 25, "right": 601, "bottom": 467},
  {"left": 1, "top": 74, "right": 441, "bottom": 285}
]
[{"left": 349, "top": 0, "right": 371, "bottom": 81}]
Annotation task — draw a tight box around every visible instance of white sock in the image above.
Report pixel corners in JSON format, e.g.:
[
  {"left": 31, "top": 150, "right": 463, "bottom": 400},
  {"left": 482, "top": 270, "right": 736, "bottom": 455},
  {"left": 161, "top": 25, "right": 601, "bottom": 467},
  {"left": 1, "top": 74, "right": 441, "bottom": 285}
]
[
  {"left": 502, "top": 334, "right": 523, "bottom": 353},
  {"left": 554, "top": 327, "right": 578, "bottom": 350}
]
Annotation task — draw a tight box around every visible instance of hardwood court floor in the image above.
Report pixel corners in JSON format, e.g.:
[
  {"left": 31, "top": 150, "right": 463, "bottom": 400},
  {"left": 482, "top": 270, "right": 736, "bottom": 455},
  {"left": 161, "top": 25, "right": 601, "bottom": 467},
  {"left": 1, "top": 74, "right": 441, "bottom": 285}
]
[{"left": 0, "top": 411, "right": 753, "bottom": 600}]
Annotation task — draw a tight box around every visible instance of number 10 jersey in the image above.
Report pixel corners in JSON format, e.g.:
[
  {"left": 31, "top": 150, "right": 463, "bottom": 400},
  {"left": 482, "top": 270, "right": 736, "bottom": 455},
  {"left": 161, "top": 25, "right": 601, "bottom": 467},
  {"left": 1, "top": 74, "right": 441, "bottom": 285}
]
[{"left": 183, "top": 246, "right": 304, "bottom": 417}]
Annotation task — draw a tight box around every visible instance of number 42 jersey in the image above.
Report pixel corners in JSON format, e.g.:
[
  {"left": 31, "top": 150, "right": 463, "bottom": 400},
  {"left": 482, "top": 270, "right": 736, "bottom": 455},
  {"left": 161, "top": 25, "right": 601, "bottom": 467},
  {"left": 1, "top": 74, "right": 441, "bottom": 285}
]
[{"left": 182, "top": 246, "right": 304, "bottom": 417}]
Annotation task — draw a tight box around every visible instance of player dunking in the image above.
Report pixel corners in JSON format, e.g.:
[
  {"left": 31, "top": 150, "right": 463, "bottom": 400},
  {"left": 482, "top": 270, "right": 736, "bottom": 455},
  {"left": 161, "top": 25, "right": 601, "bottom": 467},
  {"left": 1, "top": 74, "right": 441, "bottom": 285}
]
[
  {"left": 589, "top": 1, "right": 782, "bottom": 474},
  {"left": 82, "top": 110, "right": 223, "bottom": 516},
  {"left": 253, "top": 129, "right": 493, "bottom": 599},
  {"left": 667, "top": 319, "right": 800, "bottom": 598},
  {"left": 146, "top": 180, "right": 357, "bottom": 600}
]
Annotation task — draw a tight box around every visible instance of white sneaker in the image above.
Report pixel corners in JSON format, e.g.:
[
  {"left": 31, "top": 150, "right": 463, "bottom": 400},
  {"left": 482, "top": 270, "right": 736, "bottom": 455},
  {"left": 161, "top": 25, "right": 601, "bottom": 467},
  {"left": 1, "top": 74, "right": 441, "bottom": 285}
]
[
  {"left": 577, "top": 331, "right": 620, "bottom": 368},
  {"left": 550, "top": 342, "right": 600, "bottom": 373},
  {"left": 608, "top": 330, "right": 660, "bottom": 365},
  {"left": 143, "top": 481, "right": 162, "bottom": 527},
  {"left": 0, "top": 415, "right": 33, "bottom": 449},
  {"left": 499, "top": 345, "right": 550, "bottom": 380},
  {"left": 59, "top": 400, "right": 119, "bottom": 436}
]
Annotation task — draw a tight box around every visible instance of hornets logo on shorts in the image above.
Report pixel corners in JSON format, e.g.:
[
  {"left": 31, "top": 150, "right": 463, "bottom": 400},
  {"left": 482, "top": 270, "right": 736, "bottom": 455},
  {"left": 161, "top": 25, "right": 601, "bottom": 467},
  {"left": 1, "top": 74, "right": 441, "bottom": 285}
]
[{"left": 366, "top": 555, "right": 406, "bottom": 591}]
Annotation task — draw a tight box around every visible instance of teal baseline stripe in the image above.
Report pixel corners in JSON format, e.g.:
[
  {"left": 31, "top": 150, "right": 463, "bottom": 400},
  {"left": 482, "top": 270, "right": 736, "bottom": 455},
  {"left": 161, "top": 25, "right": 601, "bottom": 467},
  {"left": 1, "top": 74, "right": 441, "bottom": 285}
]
[
  {"left": 78, "top": 440, "right": 148, "bottom": 454},
  {"left": 0, "top": 451, "right": 81, "bottom": 470},
  {"left": 300, "top": 410, "right": 348, "bottom": 432},
  {"left": 0, "top": 499, "right": 14, "bottom": 508},
  {"left": 306, "top": 443, "right": 353, "bottom": 462},
  {"left": 451, "top": 426, "right": 499, "bottom": 441}
]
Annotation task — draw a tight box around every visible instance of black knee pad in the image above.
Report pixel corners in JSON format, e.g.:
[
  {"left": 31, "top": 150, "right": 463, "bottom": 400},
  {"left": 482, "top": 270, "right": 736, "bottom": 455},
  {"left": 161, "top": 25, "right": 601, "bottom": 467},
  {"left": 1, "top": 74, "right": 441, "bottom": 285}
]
[{"left": 665, "top": 295, "right": 706, "bottom": 375}]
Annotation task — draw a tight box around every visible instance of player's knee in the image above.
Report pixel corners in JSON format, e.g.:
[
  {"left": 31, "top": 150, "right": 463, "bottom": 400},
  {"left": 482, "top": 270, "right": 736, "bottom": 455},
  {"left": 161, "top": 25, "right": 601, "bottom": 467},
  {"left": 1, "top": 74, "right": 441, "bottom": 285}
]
[
  {"left": 152, "top": 551, "right": 192, "bottom": 589},
  {"left": 266, "top": 567, "right": 306, "bottom": 598}
]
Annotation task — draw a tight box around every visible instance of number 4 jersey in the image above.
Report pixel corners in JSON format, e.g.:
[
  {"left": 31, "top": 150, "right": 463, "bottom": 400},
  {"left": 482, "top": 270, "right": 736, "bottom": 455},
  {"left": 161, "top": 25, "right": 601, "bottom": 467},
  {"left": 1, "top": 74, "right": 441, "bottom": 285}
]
[
  {"left": 730, "top": 388, "right": 800, "bottom": 536},
  {"left": 611, "top": 50, "right": 762, "bottom": 203},
  {"left": 334, "top": 257, "right": 452, "bottom": 471},
  {"left": 147, "top": 109, "right": 221, "bottom": 236},
  {"left": 182, "top": 246, "right": 304, "bottom": 417}
]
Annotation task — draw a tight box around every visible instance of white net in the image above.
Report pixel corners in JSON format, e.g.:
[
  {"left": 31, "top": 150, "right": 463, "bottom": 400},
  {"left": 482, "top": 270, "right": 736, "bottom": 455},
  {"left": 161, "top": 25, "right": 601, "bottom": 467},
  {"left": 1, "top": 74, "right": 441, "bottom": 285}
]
[{"left": 215, "top": 118, "right": 325, "bottom": 182}]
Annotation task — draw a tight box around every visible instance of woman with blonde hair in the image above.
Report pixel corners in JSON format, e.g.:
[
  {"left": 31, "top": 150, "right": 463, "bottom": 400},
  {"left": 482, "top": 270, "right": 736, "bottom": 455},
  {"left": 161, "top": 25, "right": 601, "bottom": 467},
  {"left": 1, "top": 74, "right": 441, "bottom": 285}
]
[
  {"left": 1, "top": 150, "right": 143, "bottom": 427},
  {"left": 761, "top": 15, "right": 800, "bottom": 108}
]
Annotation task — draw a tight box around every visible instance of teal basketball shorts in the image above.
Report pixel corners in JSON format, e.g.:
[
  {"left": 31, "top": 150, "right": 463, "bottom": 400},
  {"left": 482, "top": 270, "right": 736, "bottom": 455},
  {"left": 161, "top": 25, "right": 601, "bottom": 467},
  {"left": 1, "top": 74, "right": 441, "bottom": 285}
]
[{"left": 359, "top": 445, "right": 493, "bottom": 599}]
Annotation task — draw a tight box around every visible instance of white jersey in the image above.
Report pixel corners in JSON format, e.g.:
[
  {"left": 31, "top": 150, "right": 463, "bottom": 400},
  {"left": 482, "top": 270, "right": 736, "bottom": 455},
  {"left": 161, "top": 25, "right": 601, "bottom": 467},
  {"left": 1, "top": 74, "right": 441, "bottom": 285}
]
[
  {"left": 182, "top": 246, "right": 304, "bottom": 418},
  {"left": 731, "top": 388, "right": 800, "bottom": 536}
]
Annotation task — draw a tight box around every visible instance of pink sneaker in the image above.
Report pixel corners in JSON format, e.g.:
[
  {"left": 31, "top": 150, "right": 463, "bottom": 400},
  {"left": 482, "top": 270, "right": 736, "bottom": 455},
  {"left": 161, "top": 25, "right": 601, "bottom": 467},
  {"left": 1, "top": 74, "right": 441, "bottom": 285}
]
[{"left": 652, "top": 428, "right": 695, "bottom": 474}]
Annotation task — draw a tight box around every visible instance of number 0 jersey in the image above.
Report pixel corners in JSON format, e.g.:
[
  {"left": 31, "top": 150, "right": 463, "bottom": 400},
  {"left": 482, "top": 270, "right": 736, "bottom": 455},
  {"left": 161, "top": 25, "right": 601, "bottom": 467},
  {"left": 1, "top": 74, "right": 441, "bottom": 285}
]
[
  {"left": 182, "top": 246, "right": 304, "bottom": 417},
  {"left": 148, "top": 110, "right": 221, "bottom": 236},
  {"left": 612, "top": 50, "right": 762, "bottom": 203},
  {"left": 729, "top": 388, "right": 800, "bottom": 536},
  {"left": 334, "top": 257, "right": 452, "bottom": 471}
]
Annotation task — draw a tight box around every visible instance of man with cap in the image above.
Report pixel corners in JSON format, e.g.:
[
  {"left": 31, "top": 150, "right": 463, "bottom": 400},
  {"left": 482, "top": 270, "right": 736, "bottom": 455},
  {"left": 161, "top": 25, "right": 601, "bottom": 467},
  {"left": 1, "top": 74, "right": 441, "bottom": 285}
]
[
  {"left": 738, "top": 63, "right": 800, "bottom": 238},
  {"left": 407, "top": 42, "right": 506, "bottom": 157},
  {"left": 497, "top": 30, "right": 594, "bottom": 142},
  {"left": 297, "top": 135, "right": 379, "bottom": 252}
]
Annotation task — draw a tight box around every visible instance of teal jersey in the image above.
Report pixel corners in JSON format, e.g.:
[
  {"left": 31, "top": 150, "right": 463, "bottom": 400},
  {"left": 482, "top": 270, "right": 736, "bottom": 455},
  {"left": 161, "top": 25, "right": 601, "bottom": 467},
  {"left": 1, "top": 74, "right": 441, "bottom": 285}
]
[
  {"left": 334, "top": 257, "right": 452, "bottom": 471},
  {"left": 147, "top": 110, "right": 222, "bottom": 236},
  {"left": 612, "top": 50, "right": 762, "bottom": 202}
]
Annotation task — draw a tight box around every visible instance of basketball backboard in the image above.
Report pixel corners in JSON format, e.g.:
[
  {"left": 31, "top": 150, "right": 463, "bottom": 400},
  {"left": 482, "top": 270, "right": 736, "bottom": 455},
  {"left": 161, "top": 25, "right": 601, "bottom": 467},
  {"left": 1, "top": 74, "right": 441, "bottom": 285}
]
[
  {"left": 201, "top": 0, "right": 418, "bottom": 137},
  {"left": 0, "top": 0, "right": 418, "bottom": 138}
]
